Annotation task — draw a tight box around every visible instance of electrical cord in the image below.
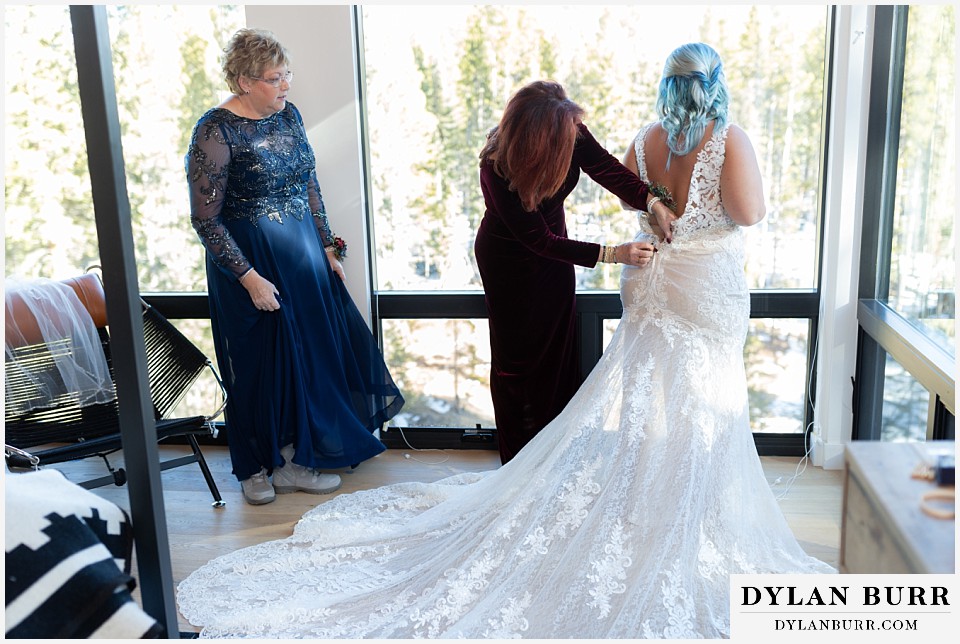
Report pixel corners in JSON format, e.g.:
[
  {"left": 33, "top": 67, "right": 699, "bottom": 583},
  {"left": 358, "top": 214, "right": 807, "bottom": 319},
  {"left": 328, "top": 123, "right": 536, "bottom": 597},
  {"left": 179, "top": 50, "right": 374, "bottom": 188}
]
[
  {"left": 394, "top": 425, "right": 450, "bottom": 465},
  {"left": 773, "top": 314, "right": 821, "bottom": 501}
]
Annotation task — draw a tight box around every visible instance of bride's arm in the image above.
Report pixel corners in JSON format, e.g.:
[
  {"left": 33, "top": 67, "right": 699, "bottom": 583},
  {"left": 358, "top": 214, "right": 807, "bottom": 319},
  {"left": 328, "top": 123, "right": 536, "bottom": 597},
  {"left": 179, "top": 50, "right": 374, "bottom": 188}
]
[
  {"left": 621, "top": 140, "right": 671, "bottom": 242},
  {"left": 619, "top": 142, "right": 640, "bottom": 211},
  {"left": 720, "top": 125, "right": 766, "bottom": 226}
]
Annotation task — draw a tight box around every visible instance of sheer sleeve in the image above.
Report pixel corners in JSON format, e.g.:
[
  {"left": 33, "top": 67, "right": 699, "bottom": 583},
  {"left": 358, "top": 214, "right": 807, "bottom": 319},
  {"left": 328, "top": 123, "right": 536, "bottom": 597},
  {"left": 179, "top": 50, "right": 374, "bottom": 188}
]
[
  {"left": 308, "top": 171, "right": 335, "bottom": 248},
  {"left": 286, "top": 104, "right": 335, "bottom": 248},
  {"left": 574, "top": 123, "right": 649, "bottom": 211},
  {"left": 480, "top": 164, "right": 601, "bottom": 268},
  {"left": 185, "top": 116, "right": 253, "bottom": 281}
]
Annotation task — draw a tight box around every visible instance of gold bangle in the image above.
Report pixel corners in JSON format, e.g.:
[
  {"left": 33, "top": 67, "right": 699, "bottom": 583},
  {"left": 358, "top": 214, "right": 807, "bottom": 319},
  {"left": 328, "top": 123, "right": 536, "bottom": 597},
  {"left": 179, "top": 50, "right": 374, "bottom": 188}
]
[{"left": 919, "top": 489, "right": 955, "bottom": 520}]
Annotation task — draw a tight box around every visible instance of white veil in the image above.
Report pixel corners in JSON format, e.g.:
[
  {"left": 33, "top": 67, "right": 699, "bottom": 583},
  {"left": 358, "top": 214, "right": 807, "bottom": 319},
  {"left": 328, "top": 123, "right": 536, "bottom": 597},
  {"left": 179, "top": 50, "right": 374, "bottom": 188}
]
[{"left": 4, "top": 276, "right": 116, "bottom": 415}]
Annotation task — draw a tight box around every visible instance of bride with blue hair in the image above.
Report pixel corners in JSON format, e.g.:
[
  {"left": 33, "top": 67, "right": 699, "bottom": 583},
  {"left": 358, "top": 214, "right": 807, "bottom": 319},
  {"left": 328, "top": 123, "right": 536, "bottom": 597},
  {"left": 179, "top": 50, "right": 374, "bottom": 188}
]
[{"left": 176, "top": 42, "right": 834, "bottom": 639}]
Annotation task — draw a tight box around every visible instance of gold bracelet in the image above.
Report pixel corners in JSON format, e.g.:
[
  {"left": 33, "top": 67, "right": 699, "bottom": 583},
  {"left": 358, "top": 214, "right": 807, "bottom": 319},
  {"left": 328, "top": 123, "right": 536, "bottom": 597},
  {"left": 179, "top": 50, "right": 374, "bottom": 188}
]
[
  {"left": 602, "top": 245, "right": 617, "bottom": 263},
  {"left": 919, "top": 489, "right": 955, "bottom": 520}
]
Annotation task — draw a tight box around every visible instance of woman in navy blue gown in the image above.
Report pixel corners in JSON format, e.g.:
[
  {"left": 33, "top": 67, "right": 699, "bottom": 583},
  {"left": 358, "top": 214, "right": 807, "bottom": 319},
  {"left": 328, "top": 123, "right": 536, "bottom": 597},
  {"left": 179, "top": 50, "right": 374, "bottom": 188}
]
[
  {"left": 475, "top": 81, "right": 674, "bottom": 464},
  {"left": 186, "top": 28, "right": 403, "bottom": 505}
]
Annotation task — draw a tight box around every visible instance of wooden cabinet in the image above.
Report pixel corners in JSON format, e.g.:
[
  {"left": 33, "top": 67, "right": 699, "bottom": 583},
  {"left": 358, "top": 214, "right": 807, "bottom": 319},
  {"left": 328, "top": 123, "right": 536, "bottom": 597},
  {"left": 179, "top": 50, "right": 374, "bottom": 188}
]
[{"left": 840, "top": 441, "right": 955, "bottom": 573}]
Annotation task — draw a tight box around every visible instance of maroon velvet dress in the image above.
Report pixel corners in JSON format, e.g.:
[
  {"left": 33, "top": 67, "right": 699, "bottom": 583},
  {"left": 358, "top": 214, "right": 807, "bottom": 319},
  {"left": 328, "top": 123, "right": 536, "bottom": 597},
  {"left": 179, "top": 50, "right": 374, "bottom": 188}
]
[{"left": 474, "top": 122, "right": 650, "bottom": 464}]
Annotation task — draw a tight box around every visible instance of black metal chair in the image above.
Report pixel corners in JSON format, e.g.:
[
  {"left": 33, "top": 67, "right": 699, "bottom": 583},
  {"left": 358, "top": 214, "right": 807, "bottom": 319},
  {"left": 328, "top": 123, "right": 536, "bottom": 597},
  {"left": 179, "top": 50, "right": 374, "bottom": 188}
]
[{"left": 4, "top": 273, "right": 227, "bottom": 507}]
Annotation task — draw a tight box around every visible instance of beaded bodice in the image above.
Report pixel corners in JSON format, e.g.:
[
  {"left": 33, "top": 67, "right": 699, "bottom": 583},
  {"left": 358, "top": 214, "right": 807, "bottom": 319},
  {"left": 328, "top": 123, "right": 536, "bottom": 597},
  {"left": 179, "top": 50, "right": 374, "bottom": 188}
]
[{"left": 185, "top": 103, "right": 330, "bottom": 279}]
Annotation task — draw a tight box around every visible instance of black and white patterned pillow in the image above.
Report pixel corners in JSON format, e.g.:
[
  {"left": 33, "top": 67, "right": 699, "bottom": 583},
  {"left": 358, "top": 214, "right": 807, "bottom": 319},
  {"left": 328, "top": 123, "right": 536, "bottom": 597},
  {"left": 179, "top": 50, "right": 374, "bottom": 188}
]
[{"left": 5, "top": 467, "right": 162, "bottom": 638}]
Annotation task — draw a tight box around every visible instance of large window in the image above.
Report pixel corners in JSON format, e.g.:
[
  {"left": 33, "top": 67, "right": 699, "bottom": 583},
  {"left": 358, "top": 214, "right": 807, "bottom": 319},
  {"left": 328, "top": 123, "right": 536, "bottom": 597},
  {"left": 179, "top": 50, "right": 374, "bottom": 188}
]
[
  {"left": 5, "top": 6, "right": 92, "bottom": 278},
  {"left": 885, "top": 4, "right": 955, "bottom": 354},
  {"left": 361, "top": 5, "right": 830, "bottom": 441},
  {"left": 880, "top": 353, "right": 931, "bottom": 442},
  {"left": 4, "top": 4, "right": 243, "bottom": 291},
  {"left": 362, "top": 5, "right": 828, "bottom": 292},
  {"left": 855, "top": 5, "right": 955, "bottom": 443},
  {"left": 4, "top": 4, "right": 244, "bottom": 418},
  {"left": 384, "top": 319, "right": 494, "bottom": 430},
  {"left": 5, "top": 5, "right": 838, "bottom": 451}
]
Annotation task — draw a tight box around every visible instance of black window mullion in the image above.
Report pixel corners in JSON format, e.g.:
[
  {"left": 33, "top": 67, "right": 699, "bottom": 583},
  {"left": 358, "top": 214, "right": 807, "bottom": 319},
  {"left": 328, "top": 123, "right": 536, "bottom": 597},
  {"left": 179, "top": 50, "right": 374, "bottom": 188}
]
[
  {"left": 853, "top": 5, "right": 957, "bottom": 444},
  {"left": 859, "top": 5, "right": 907, "bottom": 301},
  {"left": 146, "top": 288, "right": 822, "bottom": 456},
  {"left": 853, "top": 5, "right": 905, "bottom": 439},
  {"left": 932, "top": 397, "right": 955, "bottom": 441},
  {"left": 852, "top": 328, "right": 887, "bottom": 440}
]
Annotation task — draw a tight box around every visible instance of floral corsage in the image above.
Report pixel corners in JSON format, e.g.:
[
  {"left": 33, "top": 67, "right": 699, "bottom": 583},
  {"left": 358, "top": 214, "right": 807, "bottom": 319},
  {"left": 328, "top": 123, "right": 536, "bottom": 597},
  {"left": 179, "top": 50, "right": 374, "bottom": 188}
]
[
  {"left": 314, "top": 210, "right": 348, "bottom": 261},
  {"left": 647, "top": 182, "right": 677, "bottom": 212},
  {"left": 326, "top": 236, "right": 348, "bottom": 262}
]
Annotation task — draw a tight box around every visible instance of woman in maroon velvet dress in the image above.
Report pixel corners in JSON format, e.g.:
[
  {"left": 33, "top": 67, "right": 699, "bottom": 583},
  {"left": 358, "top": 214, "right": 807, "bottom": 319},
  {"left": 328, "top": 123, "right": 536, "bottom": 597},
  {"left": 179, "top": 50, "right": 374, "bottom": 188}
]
[{"left": 475, "top": 80, "right": 677, "bottom": 464}]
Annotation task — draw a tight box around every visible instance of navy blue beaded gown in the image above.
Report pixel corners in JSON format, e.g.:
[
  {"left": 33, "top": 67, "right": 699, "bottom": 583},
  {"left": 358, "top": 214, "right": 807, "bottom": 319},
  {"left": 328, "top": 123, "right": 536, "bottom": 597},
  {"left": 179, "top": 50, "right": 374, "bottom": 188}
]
[{"left": 186, "top": 102, "right": 403, "bottom": 482}]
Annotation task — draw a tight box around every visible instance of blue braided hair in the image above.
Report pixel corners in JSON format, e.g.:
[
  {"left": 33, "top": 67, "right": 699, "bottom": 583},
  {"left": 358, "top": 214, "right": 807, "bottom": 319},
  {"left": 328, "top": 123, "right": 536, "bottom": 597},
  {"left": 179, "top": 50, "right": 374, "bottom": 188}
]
[{"left": 655, "top": 43, "right": 729, "bottom": 168}]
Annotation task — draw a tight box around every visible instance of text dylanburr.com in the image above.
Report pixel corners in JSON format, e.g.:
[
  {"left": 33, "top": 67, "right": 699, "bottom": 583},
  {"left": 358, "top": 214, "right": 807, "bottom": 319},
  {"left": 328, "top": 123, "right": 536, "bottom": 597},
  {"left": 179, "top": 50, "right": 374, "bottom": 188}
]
[{"left": 731, "top": 574, "right": 958, "bottom": 640}]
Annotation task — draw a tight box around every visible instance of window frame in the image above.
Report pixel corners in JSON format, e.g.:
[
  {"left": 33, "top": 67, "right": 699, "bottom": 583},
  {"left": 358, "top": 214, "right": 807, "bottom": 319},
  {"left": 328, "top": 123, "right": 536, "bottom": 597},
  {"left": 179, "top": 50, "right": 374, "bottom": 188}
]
[
  {"left": 853, "top": 5, "right": 956, "bottom": 442},
  {"left": 115, "top": 6, "right": 838, "bottom": 457},
  {"left": 359, "top": 6, "right": 835, "bottom": 456}
]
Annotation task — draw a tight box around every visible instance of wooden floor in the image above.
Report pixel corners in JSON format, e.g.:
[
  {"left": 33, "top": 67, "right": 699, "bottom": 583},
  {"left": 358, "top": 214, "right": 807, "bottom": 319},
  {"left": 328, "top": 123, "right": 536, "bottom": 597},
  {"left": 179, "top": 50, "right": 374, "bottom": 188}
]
[{"left": 38, "top": 444, "right": 843, "bottom": 634}]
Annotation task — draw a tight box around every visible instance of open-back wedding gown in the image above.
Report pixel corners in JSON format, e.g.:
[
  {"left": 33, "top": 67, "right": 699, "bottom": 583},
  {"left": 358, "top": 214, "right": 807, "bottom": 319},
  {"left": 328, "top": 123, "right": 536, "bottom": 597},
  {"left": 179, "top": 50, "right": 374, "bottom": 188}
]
[{"left": 176, "top": 122, "right": 834, "bottom": 639}]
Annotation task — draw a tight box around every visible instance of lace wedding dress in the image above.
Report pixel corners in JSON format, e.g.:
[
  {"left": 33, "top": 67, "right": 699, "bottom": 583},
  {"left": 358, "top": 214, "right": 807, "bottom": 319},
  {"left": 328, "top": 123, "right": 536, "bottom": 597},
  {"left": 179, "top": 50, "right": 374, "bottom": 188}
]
[{"left": 176, "top": 122, "right": 834, "bottom": 639}]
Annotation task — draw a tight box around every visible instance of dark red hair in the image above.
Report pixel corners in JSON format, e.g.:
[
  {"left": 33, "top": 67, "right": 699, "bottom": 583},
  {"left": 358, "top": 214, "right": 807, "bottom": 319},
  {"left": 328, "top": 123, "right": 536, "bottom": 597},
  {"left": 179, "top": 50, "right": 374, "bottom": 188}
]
[{"left": 480, "top": 80, "right": 584, "bottom": 212}]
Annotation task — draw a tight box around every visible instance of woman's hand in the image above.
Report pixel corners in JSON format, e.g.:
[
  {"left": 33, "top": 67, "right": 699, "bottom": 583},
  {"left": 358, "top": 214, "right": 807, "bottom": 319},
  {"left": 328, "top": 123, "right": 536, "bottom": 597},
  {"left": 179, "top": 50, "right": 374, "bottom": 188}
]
[
  {"left": 239, "top": 269, "right": 281, "bottom": 311},
  {"left": 325, "top": 248, "right": 346, "bottom": 281},
  {"left": 649, "top": 199, "right": 679, "bottom": 244},
  {"left": 647, "top": 221, "right": 666, "bottom": 241},
  {"left": 615, "top": 241, "right": 657, "bottom": 267}
]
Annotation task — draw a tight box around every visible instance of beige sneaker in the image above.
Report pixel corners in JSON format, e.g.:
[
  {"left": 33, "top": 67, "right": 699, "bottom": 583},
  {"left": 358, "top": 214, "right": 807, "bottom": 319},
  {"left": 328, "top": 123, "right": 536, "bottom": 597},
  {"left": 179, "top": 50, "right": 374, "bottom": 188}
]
[
  {"left": 273, "top": 445, "right": 342, "bottom": 494},
  {"left": 240, "top": 468, "right": 275, "bottom": 505}
]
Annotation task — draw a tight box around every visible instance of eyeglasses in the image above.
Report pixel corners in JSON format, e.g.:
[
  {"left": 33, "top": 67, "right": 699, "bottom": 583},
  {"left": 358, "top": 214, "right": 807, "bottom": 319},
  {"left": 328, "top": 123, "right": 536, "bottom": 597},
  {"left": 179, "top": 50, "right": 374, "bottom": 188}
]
[{"left": 250, "top": 71, "right": 294, "bottom": 88}]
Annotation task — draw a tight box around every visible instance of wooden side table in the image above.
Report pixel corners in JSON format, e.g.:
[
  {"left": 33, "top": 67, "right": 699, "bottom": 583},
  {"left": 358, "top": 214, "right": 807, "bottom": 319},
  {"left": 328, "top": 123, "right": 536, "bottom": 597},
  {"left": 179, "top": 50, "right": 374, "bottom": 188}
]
[{"left": 840, "top": 440, "right": 955, "bottom": 573}]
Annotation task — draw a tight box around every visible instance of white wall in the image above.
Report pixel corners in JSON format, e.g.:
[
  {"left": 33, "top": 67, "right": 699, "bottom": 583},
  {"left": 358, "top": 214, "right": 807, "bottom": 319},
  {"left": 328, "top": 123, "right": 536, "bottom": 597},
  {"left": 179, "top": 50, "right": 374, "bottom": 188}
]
[
  {"left": 245, "top": 5, "right": 373, "bottom": 325},
  {"left": 810, "top": 5, "right": 874, "bottom": 470}
]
